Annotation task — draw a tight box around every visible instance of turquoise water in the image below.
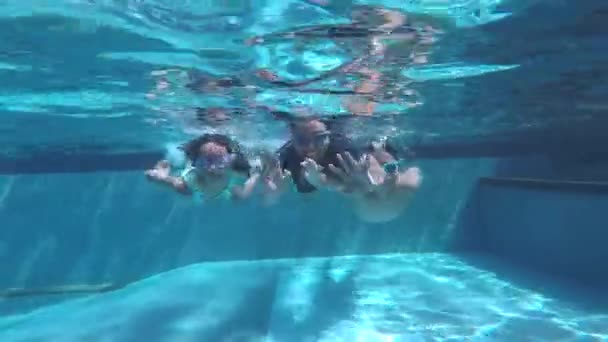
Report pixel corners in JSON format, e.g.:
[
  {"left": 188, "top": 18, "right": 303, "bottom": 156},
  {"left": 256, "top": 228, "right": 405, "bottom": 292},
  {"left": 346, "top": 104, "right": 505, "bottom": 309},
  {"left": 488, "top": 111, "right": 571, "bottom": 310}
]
[
  {"left": 1, "top": 0, "right": 608, "bottom": 341},
  {"left": 2, "top": 0, "right": 591, "bottom": 153}
]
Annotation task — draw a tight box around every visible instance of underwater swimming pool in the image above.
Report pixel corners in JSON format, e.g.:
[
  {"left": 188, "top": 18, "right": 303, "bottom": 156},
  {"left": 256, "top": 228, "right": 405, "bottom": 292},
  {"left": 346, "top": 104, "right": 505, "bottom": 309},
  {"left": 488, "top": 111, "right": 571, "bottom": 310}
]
[{"left": 1, "top": 0, "right": 608, "bottom": 341}]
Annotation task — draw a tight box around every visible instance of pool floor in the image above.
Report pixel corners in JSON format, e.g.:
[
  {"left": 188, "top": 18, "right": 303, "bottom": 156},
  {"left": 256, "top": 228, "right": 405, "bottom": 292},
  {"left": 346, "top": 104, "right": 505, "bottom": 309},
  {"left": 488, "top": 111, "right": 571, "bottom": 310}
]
[{"left": 0, "top": 253, "right": 606, "bottom": 341}]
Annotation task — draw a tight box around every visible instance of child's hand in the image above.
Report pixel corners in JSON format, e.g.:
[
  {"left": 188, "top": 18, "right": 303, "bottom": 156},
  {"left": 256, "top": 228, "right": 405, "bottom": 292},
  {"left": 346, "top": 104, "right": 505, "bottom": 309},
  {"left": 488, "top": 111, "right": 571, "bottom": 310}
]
[
  {"left": 301, "top": 158, "right": 325, "bottom": 187},
  {"left": 261, "top": 152, "right": 291, "bottom": 191},
  {"left": 145, "top": 160, "right": 172, "bottom": 181}
]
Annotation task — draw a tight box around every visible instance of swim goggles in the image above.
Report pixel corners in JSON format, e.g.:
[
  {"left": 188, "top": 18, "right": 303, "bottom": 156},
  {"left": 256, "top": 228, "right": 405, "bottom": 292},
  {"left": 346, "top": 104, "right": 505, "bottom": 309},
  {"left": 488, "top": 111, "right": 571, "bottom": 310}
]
[{"left": 193, "top": 154, "right": 234, "bottom": 172}]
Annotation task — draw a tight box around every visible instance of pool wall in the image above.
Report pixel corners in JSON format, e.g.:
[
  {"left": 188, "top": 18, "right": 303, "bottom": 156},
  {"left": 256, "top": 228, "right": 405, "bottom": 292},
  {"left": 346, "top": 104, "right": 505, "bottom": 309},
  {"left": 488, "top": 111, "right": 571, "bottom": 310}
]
[
  {"left": 476, "top": 179, "right": 608, "bottom": 287},
  {"left": 454, "top": 156, "right": 608, "bottom": 289},
  {"left": 0, "top": 157, "right": 494, "bottom": 291}
]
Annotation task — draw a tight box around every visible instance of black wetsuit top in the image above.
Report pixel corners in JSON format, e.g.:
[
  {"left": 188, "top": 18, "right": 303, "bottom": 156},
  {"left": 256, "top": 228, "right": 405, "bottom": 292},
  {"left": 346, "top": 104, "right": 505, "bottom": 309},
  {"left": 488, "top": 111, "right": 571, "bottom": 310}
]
[{"left": 277, "top": 134, "right": 361, "bottom": 193}]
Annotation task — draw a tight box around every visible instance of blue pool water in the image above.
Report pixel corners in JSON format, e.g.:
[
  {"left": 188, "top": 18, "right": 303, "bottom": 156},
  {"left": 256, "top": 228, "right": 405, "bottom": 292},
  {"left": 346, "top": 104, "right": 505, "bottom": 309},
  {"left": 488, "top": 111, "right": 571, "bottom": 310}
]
[{"left": 1, "top": 0, "right": 608, "bottom": 341}]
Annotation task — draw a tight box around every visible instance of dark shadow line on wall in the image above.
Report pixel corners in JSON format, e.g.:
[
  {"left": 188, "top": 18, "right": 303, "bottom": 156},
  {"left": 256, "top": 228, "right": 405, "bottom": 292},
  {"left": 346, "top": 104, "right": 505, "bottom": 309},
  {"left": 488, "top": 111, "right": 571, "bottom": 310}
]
[
  {"left": 0, "top": 151, "right": 165, "bottom": 175},
  {"left": 480, "top": 177, "right": 608, "bottom": 193}
]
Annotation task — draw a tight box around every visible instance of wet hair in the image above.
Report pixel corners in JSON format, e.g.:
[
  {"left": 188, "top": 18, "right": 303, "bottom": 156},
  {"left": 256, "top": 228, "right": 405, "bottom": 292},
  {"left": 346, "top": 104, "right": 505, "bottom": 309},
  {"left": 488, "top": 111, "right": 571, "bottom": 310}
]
[{"left": 180, "top": 134, "right": 251, "bottom": 175}]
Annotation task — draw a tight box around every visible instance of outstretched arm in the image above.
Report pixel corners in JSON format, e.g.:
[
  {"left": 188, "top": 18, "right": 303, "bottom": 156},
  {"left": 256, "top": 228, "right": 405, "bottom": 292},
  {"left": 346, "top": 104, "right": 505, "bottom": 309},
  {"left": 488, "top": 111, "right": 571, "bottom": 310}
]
[
  {"left": 145, "top": 161, "right": 192, "bottom": 195},
  {"left": 156, "top": 176, "right": 191, "bottom": 195}
]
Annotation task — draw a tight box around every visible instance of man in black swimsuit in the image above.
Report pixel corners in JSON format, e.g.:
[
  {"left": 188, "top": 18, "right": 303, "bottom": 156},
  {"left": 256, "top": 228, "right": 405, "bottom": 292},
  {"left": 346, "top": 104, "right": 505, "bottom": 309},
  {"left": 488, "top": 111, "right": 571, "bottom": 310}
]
[
  {"left": 262, "top": 116, "right": 371, "bottom": 195},
  {"left": 260, "top": 115, "right": 423, "bottom": 223}
]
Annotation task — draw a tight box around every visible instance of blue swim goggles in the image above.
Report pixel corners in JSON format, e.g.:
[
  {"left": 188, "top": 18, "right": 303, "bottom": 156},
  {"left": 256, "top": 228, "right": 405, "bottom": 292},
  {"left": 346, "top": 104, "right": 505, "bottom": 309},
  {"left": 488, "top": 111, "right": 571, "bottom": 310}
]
[{"left": 193, "top": 154, "right": 234, "bottom": 172}]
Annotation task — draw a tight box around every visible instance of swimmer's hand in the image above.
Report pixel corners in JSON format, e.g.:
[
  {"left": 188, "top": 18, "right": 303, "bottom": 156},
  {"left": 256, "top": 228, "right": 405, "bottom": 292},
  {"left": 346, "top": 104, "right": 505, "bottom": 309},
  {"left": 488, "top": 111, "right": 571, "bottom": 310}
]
[
  {"left": 327, "top": 152, "right": 374, "bottom": 192},
  {"left": 145, "top": 160, "right": 190, "bottom": 194},
  {"left": 231, "top": 172, "right": 261, "bottom": 201},
  {"left": 145, "top": 160, "right": 171, "bottom": 181},
  {"left": 301, "top": 158, "right": 326, "bottom": 188},
  {"left": 261, "top": 152, "right": 291, "bottom": 192},
  {"left": 259, "top": 152, "right": 291, "bottom": 206}
]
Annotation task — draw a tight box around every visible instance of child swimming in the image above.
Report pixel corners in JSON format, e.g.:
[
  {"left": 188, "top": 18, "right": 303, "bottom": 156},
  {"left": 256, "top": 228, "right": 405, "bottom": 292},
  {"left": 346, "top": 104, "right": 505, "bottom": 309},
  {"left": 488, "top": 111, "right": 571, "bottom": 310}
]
[{"left": 145, "top": 134, "right": 261, "bottom": 202}]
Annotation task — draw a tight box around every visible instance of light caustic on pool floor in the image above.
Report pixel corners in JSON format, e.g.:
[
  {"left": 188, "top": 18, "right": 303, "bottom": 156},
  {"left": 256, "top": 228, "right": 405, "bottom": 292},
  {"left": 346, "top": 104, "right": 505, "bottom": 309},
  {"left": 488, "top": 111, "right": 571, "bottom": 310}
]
[{"left": 0, "top": 253, "right": 606, "bottom": 341}]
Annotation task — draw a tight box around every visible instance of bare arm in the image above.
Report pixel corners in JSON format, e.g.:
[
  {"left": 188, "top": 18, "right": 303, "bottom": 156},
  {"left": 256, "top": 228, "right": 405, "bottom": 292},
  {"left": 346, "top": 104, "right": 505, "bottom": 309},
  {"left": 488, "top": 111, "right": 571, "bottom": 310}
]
[
  {"left": 150, "top": 175, "right": 192, "bottom": 195},
  {"left": 145, "top": 161, "right": 192, "bottom": 195},
  {"left": 231, "top": 173, "right": 261, "bottom": 200}
]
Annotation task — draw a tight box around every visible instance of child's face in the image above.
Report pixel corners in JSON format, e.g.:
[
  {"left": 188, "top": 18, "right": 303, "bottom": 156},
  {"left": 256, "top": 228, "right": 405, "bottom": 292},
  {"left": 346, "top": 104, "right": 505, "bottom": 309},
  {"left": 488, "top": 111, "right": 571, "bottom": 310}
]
[{"left": 194, "top": 143, "right": 233, "bottom": 176}]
